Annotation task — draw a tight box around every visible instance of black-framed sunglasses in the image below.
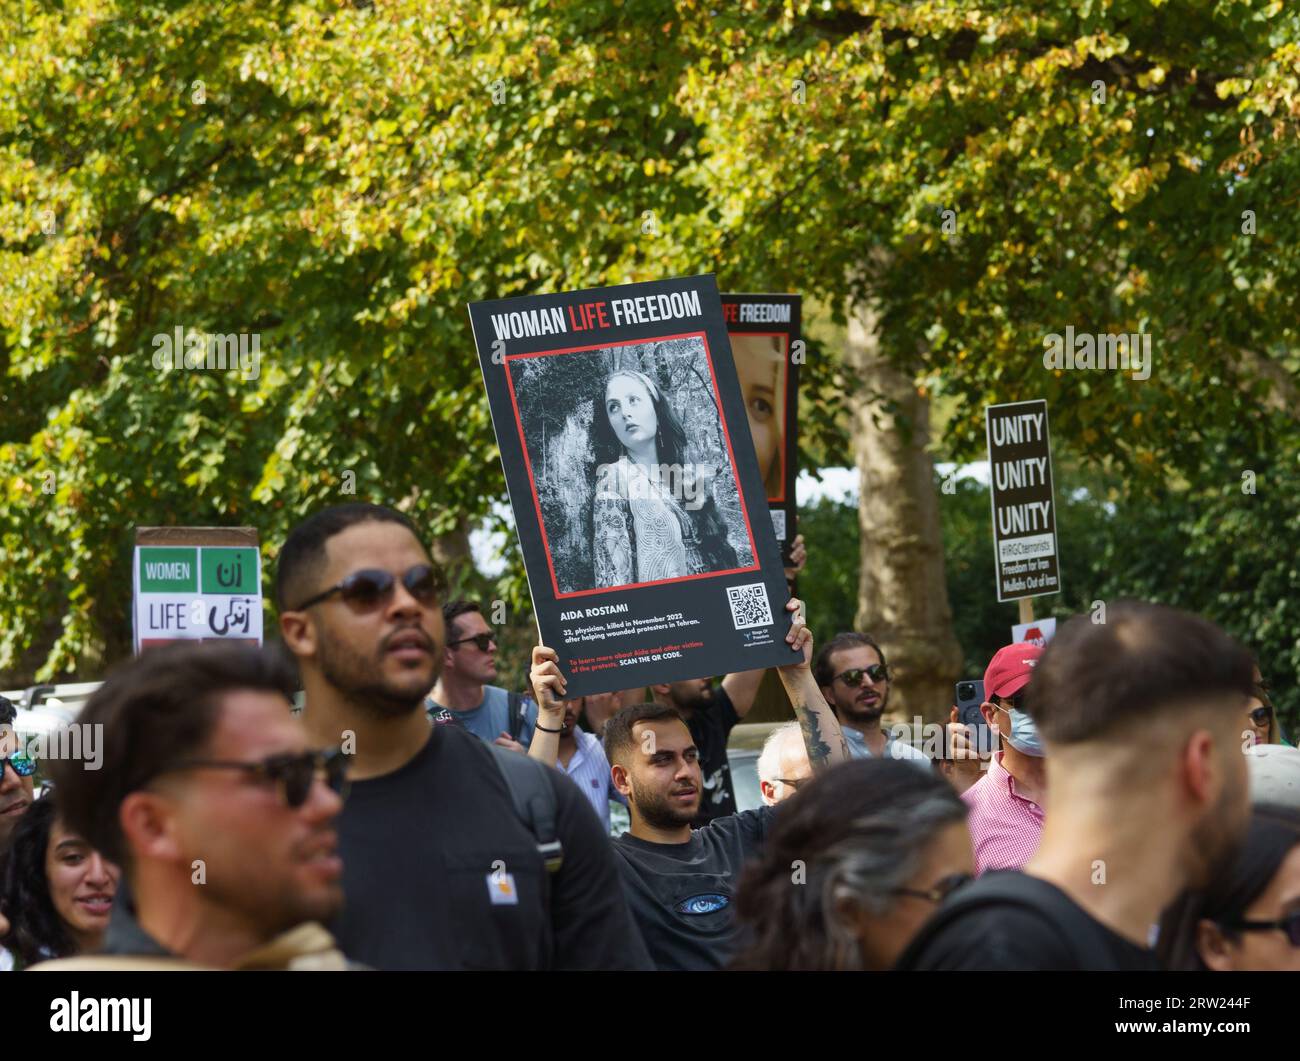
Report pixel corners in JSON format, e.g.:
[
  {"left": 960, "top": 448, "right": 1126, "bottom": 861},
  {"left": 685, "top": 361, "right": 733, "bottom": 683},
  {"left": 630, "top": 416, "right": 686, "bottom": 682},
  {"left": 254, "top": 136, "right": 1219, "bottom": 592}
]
[
  {"left": 292, "top": 564, "right": 446, "bottom": 612},
  {"left": 833, "top": 664, "right": 889, "bottom": 687},
  {"left": 891, "top": 872, "right": 973, "bottom": 904},
  {"left": 447, "top": 632, "right": 497, "bottom": 652},
  {"left": 1250, "top": 704, "right": 1274, "bottom": 729},
  {"left": 1221, "top": 911, "right": 1300, "bottom": 947},
  {"left": 156, "top": 748, "right": 349, "bottom": 809},
  {"left": 774, "top": 776, "right": 809, "bottom": 790}
]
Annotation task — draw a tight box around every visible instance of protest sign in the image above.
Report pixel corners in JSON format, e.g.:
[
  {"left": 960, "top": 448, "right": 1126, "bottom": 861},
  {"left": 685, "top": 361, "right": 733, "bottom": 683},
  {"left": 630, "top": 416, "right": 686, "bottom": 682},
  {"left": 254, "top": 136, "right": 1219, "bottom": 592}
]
[
  {"left": 1012, "top": 616, "right": 1057, "bottom": 646},
  {"left": 985, "top": 399, "right": 1061, "bottom": 602},
  {"left": 133, "top": 527, "right": 263, "bottom": 652},
  {"left": 721, "top": 293, "right": 800, "bottom": 563},
  {"left": 469, "top": 275, "right": 795, "bottom": 696}
]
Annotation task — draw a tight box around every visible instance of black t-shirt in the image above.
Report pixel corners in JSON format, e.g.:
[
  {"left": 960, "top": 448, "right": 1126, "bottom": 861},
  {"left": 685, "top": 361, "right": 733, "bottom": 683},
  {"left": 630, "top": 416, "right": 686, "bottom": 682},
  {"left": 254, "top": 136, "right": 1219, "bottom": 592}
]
[
  {"left": 896, "top": 872, "right": 1162, "bottom": 971},
  {"left": 612, "top": 806, "right": 775, "bottom": 971},
  {"left": 331, "top": 723, "right": 652, "bottom": 970},
  {"left": 687, "top": 686, "right": 740, "bottom": 827}
]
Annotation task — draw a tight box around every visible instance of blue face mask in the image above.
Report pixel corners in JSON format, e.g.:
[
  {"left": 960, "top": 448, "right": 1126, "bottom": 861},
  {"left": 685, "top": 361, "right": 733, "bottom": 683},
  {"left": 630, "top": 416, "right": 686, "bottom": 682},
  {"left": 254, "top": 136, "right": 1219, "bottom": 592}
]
[{"left": 997, "top": 704, "right": 1045, "bottom": 757}]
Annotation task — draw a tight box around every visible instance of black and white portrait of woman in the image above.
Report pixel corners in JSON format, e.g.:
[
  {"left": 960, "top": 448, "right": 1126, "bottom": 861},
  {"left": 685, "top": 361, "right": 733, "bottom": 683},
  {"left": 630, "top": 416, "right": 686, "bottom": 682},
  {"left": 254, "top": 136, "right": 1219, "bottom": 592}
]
[{"left": 507, "top": 337, "right": 755, "bottom": 595}]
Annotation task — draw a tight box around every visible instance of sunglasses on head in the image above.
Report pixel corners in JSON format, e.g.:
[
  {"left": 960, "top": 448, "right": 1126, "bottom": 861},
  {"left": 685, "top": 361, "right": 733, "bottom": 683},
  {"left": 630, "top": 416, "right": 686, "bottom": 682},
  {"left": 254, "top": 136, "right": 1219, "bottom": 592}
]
[
  {"left": 293, "top": 564, "right": 445, "bottom": 612},
  {"left": 833, "top": 664, "right": 889, "bottom": 687},
  {"left": 1222, "top": 910, "right": 1300, "bottom": 948},
  {"left": 447, "top": 632, "right": 496, "bottom": 652},
  {"left": 157, "top": 747, "right": 349, "bottom": 809},
  {"left": 1250, "top": 705, "right": 1274, "bottom": 729}
]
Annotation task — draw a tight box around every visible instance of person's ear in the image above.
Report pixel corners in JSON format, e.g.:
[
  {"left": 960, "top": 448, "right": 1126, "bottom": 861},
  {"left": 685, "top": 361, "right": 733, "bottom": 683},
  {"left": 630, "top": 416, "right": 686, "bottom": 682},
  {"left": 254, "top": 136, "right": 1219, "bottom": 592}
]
[
  {"left": 979, "top": 701, "right": 998, "bottom": 728},
  {"left": 1195, "top": 919, "right": 1237, "bottom": 972},
  {"left": 611, "top": 763, "right": 631, "bottom": 798},
  {"left": 279, "top": 610, "right": 316, "bottom": 660},
  {"left": 119, "top": 791, "right": 184, "bottom": 865},
  {"left": 759, "top": 780, "right": 777, "bottom": 805},
  {"left": 1181, "top": 729, "right": 1216, "bottom": 808},
  {"left": 649, "top": 683, "right": 671, "bottom": 702},
  {"left": 830, "top": 888, "right": 875, "bottom": 968}
]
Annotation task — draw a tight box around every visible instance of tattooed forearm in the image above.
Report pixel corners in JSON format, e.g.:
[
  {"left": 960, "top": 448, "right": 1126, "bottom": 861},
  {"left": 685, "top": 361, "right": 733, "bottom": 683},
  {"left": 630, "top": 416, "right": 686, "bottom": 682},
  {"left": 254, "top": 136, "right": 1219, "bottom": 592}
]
[
  {"left": 784, "top": 670, "right": 850, "bottom": 771},
  {"left": 799, "top": 715, "right": 833, "bottom": 769}
]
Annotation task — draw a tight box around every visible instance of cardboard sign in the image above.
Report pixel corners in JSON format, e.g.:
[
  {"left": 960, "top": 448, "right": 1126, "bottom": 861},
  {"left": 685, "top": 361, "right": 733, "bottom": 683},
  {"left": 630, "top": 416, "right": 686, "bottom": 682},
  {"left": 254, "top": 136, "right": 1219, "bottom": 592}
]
[
  {"left": 133, "top": 527, "right": 263, "bottom": 653},
  {"left": 721, "top": 294, "right": 800, "bottom": 563},
  {"left": 468, "top": 275, "right": 796, "bottom": 697},
  {"left": 985, "top": 399, "right": 1061, "bottom": 602},
  {"left": 1012, "top": 616, "right": 1057, "bottom": 646}
]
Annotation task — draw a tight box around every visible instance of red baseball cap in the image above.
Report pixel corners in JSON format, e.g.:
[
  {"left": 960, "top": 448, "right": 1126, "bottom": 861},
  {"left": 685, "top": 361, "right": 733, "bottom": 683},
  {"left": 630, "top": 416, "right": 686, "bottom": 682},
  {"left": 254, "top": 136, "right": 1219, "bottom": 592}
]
[{"left": 983, "top": 642, "right": 1043, "bottom": 700}]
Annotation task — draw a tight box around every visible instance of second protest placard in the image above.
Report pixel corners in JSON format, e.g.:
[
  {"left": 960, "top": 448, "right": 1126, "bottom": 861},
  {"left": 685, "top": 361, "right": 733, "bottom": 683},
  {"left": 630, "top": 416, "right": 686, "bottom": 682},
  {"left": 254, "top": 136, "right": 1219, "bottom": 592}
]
[
  {"left": 985, "top": 398, "right": 1061, "bottom": 602},
  {"left": 469, "top": 275, "right": 796, "bottom": 696}
]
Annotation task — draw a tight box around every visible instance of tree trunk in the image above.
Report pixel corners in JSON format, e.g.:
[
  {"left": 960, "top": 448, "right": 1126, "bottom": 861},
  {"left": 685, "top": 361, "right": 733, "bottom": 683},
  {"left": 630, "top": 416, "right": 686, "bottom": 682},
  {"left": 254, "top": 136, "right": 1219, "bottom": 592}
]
[
  {"left": 845, "top": 299, "right": 963, "bottom": 726},
  {"left": 431, "top": 520, "right": 474, "bottom": 573}
]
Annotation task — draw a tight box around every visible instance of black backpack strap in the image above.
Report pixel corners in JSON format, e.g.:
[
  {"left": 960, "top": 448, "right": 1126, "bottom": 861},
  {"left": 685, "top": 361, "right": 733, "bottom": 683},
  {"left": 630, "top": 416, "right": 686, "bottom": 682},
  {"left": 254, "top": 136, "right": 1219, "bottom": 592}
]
[
  {"left": 902, "top": 872, "right": 1116, "bottom": 970},
  {"left": 507, "top": 691, "right": 525, "bottom": 742},
  {"left": 488, "top": 744, "right": 564, "bottom": 873}
]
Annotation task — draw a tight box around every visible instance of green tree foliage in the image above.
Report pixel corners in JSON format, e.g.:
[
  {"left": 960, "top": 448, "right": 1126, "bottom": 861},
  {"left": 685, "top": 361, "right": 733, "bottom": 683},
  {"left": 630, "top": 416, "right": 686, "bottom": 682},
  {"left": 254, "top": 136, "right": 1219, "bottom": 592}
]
[
  {"left": 2, "top": 0, "right": 1297, "bottom": 689},
  {"left": 1, "top": 0, "right": 703, "bottom": 678}
]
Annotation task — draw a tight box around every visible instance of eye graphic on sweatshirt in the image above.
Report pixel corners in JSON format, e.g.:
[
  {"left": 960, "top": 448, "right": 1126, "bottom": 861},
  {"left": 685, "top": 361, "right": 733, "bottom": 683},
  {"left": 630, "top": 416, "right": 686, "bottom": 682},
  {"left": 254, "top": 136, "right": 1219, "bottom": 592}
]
[{"left": 675, "top": 893, "right": 729, "bottom": 916}]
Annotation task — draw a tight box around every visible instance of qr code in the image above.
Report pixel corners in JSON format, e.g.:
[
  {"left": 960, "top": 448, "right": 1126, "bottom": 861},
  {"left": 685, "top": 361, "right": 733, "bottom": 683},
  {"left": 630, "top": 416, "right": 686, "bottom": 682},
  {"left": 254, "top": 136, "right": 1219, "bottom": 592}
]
[
  {"left": 770, "top": 509, "right": 786, "bottom": 541},
  {"left": 727, "top": 582, "right": 773, "bottom": 630}
]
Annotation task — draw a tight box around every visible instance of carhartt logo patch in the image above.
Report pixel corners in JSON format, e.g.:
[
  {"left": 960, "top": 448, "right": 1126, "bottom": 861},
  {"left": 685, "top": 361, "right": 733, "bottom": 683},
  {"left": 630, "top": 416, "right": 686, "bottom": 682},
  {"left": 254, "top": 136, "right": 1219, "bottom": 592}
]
[{"left": 487, "top": 871, "right": 518, "bottom": 905}]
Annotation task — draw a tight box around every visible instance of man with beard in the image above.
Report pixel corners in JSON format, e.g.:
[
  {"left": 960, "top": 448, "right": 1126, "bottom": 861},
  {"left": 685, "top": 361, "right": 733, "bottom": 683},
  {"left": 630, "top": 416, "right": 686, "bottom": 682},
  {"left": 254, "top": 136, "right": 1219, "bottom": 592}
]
[
  {"left": 813, "top": 632, "right": 929, "bottom": 765},
  {"left": 648, "top": 536, "right": 808, "bottom": 826},
  {"left": 277, "top": 503, "right": 650, "bottom": 970},
  {"left": 598, "top": 604, "right": 850, "bottom": 970},
  {"left": 648, "top": 676, "right": 750, "bottom": 827},
  {"left": 42, "top": 642, "right": 350, "bottom": 969},
  {"left": 897, "top": 602, "right": 1254, "bottom": 971}
]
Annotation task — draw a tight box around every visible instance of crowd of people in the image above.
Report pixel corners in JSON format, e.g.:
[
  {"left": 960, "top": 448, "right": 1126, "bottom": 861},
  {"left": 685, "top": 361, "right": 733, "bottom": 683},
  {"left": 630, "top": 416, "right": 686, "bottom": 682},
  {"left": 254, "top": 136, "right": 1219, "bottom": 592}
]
[{"left": 0, "top": 500, "right": 1296, "bottom": 972}]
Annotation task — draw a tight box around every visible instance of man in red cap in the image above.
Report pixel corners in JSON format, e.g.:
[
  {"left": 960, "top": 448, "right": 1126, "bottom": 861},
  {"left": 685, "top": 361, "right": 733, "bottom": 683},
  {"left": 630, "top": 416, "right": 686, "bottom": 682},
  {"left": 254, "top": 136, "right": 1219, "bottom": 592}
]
[{"left": 959, "top": 642, "right": 1047, "bottom": 875}]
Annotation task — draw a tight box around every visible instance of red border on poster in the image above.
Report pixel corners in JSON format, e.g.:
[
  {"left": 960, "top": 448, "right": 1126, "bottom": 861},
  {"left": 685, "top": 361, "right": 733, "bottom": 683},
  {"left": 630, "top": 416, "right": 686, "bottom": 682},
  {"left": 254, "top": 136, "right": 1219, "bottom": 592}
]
[{"left": 503, "top": 331, "right": 762, "bottom": 600}]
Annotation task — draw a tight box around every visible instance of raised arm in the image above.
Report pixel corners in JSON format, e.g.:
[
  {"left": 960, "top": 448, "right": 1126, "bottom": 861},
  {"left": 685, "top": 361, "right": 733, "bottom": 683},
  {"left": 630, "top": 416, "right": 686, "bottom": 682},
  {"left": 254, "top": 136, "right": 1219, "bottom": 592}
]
[
  {"left": 722, "top": 534, "right": 808, "bottom": 717},
  {"left": 527, "top": 645, "right": 567, "bottom": 766},
  {"left": 775, "top": 597, "right": 849, "bottom": 772}
]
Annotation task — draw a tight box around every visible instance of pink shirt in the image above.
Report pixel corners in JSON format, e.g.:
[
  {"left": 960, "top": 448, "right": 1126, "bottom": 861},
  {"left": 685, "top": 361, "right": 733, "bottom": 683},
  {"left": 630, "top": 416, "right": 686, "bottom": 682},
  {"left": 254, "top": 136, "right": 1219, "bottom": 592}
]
[{"left": 960, "top": 752, "right": 1045, "bottom": 875}]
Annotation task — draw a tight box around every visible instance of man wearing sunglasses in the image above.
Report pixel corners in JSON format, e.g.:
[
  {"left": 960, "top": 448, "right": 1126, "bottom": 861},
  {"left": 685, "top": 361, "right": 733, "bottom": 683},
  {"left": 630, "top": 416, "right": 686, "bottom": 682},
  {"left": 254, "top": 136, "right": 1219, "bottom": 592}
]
[
  {"left": 45, "top": 642, "right": 351, "bottom": 970},
  {"left": 957, "top": 643, "right": 1048, "bottom": 876},
  {"left": 277, "top": 502, "right": 651, "bottom": 970},
  {"left": 0, "top": 695, "right": 35, "bottom": 846},
  {"left": 812, "top": 632, "right": 928, "bottom": 766},
  {"left": 427, "top": 600, "right": 537, "bottom": 752}
]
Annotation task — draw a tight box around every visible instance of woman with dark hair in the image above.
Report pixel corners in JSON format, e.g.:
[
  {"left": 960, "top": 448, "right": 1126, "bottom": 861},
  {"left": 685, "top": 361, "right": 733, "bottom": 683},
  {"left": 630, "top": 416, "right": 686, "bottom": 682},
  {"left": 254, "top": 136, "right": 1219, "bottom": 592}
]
[
  {"left": 0, "top": 794, "right": 119, "bottom": 969},
  {"left": 731, "top": 759, "right": 973, "bottom": 970},
  {"left": 1157, "top": 804, "right": 1300, "bottom": 971},
  {"left": 591, "top": 367, "right": 738, "bottom": 587}
]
